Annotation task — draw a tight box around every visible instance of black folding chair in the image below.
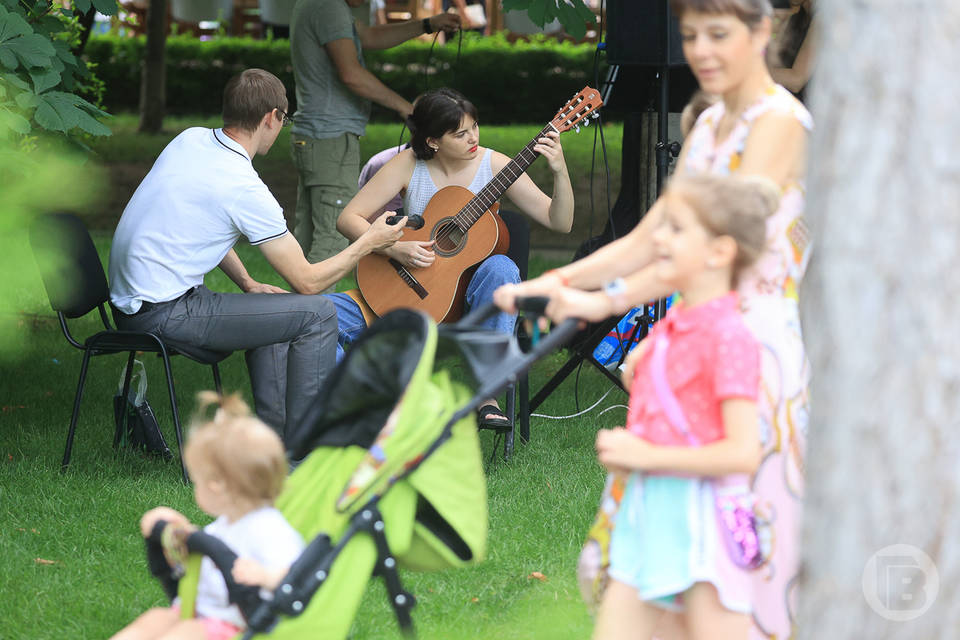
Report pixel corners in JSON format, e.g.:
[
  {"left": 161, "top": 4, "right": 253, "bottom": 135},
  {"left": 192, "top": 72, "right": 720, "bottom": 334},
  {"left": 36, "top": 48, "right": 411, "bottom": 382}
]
[{"left": 29, "top": 213, "right": 223, "bottom": 482}]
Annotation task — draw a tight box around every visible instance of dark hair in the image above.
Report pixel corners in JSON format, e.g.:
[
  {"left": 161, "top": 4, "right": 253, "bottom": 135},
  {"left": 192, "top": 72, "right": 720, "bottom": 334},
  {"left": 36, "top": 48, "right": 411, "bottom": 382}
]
[
  {"left": 407, "top": 88, "right": 478, "bottom": 160},
  {"left": 222, "top": 68, "right": 288, "bottom": 133},
  {"left": 669, "top": 0, "right": 772, "bottom": 29}
]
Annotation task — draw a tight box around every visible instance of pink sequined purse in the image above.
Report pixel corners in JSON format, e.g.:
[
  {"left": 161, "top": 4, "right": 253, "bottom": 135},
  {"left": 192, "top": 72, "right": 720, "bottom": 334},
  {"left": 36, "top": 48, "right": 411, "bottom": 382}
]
[{"left": 648, "top": 332, "right": 764, "bottom": 570}]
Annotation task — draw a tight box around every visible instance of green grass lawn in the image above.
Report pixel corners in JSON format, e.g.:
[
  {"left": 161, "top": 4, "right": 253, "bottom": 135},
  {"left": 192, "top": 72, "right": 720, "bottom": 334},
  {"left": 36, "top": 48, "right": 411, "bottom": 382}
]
[
  {"left": 0, "top": 234, "right": 632, "bottom": 638},
  {"left": 80, "top": 114, "right": 623, "bottom": 252}
]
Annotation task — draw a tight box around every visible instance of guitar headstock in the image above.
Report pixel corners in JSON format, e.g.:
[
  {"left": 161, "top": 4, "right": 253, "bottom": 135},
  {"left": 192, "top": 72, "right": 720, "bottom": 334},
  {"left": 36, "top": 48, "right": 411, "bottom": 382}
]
[{"left": 551, "top": 86, "right": 603, "bottom": 133}]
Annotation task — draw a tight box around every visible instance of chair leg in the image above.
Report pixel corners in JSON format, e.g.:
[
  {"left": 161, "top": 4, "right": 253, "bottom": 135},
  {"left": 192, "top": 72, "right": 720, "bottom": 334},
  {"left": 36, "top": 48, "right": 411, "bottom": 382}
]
[
  {"left": 211, "top": 363, "right": 223, "bottom": 394},
  {"left": 114, "top": 352, "right": 137, "bottom": 448},
  {"left": 62, "top": 349, "right": 94, "bottom": 472},
  {"left": 518, "top": 370, "right": 530, "bottom": 443},
  {"left": 159, "top": 350, "right": 190, "bottom": 484},
  {"left": 504, "top": 383, "right": 516, "bottom": 461}
]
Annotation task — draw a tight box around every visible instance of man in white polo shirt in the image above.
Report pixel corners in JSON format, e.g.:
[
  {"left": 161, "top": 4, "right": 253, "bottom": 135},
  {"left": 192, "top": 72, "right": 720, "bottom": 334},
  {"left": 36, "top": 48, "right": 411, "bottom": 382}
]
[{"left": 108, "top": 68, "right": 405, "bottom": 448}]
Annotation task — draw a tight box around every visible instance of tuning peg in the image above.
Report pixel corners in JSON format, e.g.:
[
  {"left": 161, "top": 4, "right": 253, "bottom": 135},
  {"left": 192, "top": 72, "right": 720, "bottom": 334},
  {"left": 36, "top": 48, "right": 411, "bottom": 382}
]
[
  {"left": 583, "top": 118, "right": 590, "bottom": 127},
  {"left": 592, "top": 112, "right": 599, "bottom": 119},
  {"left": 575, "top": 125, "right": 580, "bottom": 133}
]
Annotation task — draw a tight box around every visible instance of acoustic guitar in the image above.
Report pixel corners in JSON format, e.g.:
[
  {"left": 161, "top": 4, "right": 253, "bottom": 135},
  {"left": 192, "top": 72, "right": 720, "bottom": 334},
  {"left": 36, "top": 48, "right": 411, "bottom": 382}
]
[{"left": 356, "top": 87, "right": 604, "bottom": 323}]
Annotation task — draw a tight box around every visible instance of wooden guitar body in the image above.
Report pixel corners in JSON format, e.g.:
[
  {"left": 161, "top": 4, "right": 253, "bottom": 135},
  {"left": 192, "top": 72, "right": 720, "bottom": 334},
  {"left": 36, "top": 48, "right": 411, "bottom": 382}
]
[{"left": 356, "top": 185, "right": 509, "bottom": 323}]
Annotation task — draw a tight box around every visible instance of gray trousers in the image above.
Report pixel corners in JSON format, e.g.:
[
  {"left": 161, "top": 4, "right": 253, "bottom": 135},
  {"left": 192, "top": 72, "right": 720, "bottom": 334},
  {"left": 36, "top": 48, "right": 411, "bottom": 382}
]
[{"left": 114, "top": 285, "right": 336, "bottom": 448}]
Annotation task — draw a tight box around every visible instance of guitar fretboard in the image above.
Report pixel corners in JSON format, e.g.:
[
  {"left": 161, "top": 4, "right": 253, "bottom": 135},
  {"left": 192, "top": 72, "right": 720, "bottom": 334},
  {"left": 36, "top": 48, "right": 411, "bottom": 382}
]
[{"left": 451, "top": 123, "right": 557, "bottom": 230}]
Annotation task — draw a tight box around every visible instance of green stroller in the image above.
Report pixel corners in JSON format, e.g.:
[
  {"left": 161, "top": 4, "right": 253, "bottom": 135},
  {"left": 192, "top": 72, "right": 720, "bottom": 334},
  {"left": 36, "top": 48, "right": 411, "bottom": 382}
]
[{"left": 144, "top": 303, "right": 577, "bottom": 638}]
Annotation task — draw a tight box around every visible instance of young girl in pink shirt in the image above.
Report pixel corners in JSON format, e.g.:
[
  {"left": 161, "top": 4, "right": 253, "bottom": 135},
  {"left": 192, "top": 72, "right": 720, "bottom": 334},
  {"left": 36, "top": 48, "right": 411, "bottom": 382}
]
[{"left": 591, "top": 173, "right": 779, "bottom": 640}]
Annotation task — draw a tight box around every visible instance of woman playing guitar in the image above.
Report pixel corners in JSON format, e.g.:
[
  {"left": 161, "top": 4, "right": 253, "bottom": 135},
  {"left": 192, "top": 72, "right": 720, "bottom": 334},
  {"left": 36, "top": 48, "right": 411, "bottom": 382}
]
[{"left": 332, "top": 87, "right": 575, "bottom": 429}]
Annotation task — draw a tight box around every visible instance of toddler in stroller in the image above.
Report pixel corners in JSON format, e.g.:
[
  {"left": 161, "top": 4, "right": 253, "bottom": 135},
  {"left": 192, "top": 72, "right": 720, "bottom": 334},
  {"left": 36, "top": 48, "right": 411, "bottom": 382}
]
[
  {"left": 111, "top": 393, "right": 304, "bottom": 640},
  {"left": 133, "top": 304, "right": 576, "bottom": 639}
]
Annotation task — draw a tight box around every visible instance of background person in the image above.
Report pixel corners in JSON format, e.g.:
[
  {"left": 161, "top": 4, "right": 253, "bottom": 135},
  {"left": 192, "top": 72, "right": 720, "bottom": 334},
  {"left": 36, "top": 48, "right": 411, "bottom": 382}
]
[
  {"left": 768, "top": 0, "right": 816, "bottom": 98},
  {"left": 495, "top": 1, "right": 812, "bottom": 636},
  {"left": 108, "top": 69, "right": 404, "bottom": 447},
  {"left": 289, "top": 0, "right": 460, "bottom": 279}
]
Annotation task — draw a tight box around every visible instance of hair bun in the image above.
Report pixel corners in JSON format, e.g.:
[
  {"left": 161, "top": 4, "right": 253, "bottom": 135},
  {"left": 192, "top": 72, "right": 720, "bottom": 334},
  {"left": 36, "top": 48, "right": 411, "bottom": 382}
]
[
  {"left": 736, "top": 175, "right": 782, "bottom": 218},
  {"left": 194, "top": 391, "right": 251, "bottom": 424}
]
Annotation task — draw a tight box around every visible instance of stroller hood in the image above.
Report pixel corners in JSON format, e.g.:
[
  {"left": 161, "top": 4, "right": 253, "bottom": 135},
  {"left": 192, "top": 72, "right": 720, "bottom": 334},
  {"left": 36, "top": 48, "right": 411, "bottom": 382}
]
[{"left": 285, "top": 308, "right": 487, "bottom": 569}]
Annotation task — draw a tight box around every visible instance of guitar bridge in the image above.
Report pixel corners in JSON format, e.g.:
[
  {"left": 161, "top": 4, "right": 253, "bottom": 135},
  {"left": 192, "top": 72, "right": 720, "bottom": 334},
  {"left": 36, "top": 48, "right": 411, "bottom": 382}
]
[{"left": 388, "top": 259, "right": 428, "bottom": 300}]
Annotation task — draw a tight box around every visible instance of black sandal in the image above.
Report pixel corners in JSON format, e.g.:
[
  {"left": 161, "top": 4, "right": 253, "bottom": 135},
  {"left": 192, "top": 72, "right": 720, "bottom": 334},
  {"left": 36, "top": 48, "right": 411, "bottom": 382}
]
[{"left": 477, "top": 405, "right": 512, "bottom": 432}]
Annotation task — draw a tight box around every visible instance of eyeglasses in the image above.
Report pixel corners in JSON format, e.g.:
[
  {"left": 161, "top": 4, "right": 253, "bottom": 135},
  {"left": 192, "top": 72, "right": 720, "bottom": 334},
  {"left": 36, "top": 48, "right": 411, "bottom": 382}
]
[{"left": 277, "top": 107, "right": 294, "bottom": 127}]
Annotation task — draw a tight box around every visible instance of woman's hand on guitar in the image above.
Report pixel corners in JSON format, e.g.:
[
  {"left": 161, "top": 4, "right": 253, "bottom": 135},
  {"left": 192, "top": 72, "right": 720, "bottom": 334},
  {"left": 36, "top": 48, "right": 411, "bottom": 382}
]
[
  {"left": 386, "top": 240, "right": 436, "bottom": 269},
  {"left": 362, "top": 213, "right": 408, "bottom": 252},
  {"left": 533, "top": 130, "right": 567, "bottom": 175}
]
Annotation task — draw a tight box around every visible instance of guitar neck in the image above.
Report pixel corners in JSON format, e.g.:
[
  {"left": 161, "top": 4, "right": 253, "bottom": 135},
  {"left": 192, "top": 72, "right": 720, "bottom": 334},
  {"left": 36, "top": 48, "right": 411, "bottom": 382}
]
[{"left": 453, "top": 123, "right": 557, "bottom": 230}]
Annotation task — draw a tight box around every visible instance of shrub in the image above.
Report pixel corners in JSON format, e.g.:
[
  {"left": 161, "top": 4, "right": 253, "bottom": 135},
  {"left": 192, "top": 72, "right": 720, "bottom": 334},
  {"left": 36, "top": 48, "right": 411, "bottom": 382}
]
[{"left": 84, "top": 32, "right": 607, "bottom": 124}]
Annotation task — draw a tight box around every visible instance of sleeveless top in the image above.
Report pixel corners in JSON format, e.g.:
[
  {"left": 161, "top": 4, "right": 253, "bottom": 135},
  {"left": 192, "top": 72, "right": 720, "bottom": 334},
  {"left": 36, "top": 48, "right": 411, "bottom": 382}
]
[
  {"left": 403, "top": 148, "right": 494, "bottom": 218},
  {"left": 681, "top": 85, "right": 813, "bottom": 303}
]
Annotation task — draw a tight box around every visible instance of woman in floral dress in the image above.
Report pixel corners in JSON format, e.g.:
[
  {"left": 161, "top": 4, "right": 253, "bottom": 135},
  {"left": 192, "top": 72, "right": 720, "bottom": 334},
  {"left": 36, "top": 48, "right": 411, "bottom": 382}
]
[{"left": 494, "top": 0, "right": 811, "bottom": 636}]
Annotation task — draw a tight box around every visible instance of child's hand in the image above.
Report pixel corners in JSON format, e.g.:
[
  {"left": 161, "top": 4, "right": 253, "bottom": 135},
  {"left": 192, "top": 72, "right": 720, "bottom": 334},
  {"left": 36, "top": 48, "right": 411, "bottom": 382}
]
[
  {"left": 140, "top": 507, "right": 190, "bottom": 538},
  {"left": 620, "top": 339, "right": 649, "bottom": 390},
  {"left": 233, "top": 557, "right": 288, "bottom": 591},
  {"left": 596, "top": 427, "right": 656, "bottom": 472}
]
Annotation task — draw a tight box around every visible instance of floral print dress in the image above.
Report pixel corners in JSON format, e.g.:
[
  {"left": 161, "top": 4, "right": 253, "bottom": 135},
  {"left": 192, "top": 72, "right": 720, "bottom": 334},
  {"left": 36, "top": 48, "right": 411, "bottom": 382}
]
[{"left": 682, "top": 84, "right": 813, "bottom": 639}]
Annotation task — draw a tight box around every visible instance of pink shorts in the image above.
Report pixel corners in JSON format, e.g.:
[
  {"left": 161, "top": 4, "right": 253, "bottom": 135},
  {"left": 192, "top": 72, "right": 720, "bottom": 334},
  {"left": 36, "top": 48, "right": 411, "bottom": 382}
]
[{"left": 171, "top": 605, "right": 244, "bottom": 640}]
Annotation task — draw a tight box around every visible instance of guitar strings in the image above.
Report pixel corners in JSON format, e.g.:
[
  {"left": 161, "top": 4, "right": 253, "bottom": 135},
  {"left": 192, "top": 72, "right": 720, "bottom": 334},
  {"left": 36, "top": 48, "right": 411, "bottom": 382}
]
[{"left": 432, "top": 124, "right": 554, "bottom": 248}]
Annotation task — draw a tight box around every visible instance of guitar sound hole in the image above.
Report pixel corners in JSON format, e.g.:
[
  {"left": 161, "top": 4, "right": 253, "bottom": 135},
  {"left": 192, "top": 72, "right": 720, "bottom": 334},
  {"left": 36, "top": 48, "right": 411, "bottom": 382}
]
[{"left": 434, "top": 221, "right": 465, "bottom": 254}]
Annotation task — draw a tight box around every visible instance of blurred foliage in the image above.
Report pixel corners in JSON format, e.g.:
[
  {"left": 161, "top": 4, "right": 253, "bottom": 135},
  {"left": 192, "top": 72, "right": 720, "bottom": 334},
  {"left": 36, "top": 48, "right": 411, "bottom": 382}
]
[
  {"left": 85, "top": 31, "right": 607, "bottom": 125},
  {"left": 0, "top": 135, "right": 105, "bottom": 361},
  {"left": 0, "top": 0, "right": 116, "bottom": 141}
]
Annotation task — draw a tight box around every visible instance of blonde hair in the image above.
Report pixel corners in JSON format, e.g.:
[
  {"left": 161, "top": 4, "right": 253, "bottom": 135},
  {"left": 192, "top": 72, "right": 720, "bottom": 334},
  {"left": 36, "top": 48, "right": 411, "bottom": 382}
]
[
  {"left": 184, "top": 392, "right": 287, "bottom": 506},
  {"left": 670, "top": 0, "right": 772, "bottom": 29},
  {"left": 667, "top": 173, "right": 780, "bottom": 280}
]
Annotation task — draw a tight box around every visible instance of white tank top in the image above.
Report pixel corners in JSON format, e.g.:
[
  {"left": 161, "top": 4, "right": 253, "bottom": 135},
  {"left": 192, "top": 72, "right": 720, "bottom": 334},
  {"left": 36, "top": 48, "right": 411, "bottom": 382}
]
[{"left": 403, "top": 149, "right": 494, "bottom": 218}]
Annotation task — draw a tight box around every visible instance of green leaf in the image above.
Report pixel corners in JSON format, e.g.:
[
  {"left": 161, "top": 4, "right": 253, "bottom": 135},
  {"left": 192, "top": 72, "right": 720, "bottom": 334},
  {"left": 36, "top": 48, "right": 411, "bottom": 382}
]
[
  {"left": 557, "top": 1, "right": 586, "bottom": 40},
  {"left": 72, "top": 0, "right": 92, "bottom": 13},
  {"left": 35, "top": 91, "right": 110, "bottom": 135},
  {"left": 0, "top": 47, "right": 14, "bottom": 69},
  {"left": 2, "top": 72, "right": 29, "bottom": 90},
  {"left": 528, "top": 0, "right": 549, "bottom": 27},
  {"left": 0, "top": 106, "right": 30, "bottom": 134},
  {"left": 73, "top": 107, "right": 111, "bottom": 135},
  {"left": 29, "top": 67, "right": 58, "bottom": 93},
  {"left": 92, "top": 0, "right": 119, "bottom": 17},
  {"left": 15, "top": 89, "right": 38, "bottom": 108},
  {"left": 2, "top": 32, "right": 57, "bottom": 69},
  {"left": 570, "top": 0, "right": 597, "bottom": 25},
  {"left": 33, "top": 97, "right": 64, "bottom": 131},
  {"left": 52, "top": 40, "right": 76, "bottom": 67},
  {"left": 0, "top": 8, "right": 31, "bottom": 41}
]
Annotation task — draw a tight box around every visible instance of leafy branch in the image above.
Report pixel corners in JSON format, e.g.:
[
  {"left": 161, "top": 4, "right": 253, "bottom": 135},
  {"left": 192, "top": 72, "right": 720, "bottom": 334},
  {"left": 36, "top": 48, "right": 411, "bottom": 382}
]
[
  {"left": 501, "top": 0, "right": 597, "bottom": 40},
  {"left": 0, "top": 0, "right": 117, "bottom": 140}
]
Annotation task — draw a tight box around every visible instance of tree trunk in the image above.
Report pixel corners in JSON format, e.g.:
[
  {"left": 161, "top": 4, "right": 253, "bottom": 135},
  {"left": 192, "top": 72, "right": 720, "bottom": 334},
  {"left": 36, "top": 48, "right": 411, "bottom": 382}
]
[
  {"left": 138, "top": 0, "right": 167, "bottom": 133},
  {"left": 72, "top": 7, "right": 97, "bottom": 58},
  {"left": 799, "top": 1, "right": 960, "bottom": 637}
]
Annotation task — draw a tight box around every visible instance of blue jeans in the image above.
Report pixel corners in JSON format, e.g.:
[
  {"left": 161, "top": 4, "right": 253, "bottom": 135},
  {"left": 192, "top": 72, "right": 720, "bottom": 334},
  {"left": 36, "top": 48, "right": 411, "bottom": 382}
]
[{"left": 327, "top": 254, "right": 521, "bottom": 362}]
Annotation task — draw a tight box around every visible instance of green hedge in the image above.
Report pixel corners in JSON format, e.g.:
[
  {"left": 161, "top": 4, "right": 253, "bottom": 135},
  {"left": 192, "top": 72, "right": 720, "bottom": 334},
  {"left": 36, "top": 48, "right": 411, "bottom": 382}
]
[{"left": 84, "top": 33, "right": 606, "bottom": 124}]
